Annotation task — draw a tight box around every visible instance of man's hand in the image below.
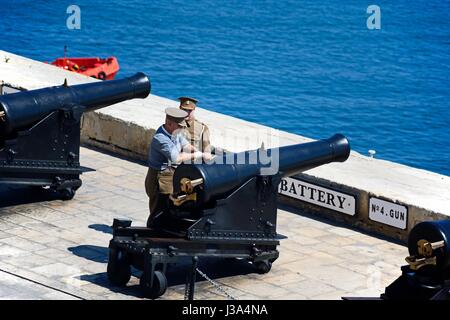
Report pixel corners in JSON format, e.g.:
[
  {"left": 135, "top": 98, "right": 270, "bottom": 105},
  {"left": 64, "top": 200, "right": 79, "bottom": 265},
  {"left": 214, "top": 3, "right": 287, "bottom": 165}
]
[
  {"left": 195, "top": 151, "right": 214, "bottom": 162},
  {"left": 193, "top": 151, "right": 203, "bottom": 159},
  {"left": 202, "top": 152, "right": 213, "bottom": 161},
  {"left": 178, "top": 151, "right": 214, "bottom": 164}
]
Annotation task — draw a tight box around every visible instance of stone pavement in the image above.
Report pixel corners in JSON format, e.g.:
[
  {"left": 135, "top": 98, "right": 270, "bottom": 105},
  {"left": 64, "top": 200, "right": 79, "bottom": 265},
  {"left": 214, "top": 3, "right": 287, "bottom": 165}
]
[{"left": 0, "top": 147, "right": 406, "bottom": 300}]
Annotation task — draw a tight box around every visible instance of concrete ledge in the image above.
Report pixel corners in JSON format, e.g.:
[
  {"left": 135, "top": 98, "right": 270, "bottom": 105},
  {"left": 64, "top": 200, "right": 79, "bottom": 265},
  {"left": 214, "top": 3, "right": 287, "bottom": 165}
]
[
  {"left": 80, "top": 111, "right": 153, "bottom": 161},
  {"left": 1, "top": 50, "right": 449, "bottom": 242}
]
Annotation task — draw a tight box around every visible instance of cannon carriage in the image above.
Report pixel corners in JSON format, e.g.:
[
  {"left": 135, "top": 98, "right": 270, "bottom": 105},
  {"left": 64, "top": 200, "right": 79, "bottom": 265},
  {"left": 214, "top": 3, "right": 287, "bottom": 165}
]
[
  {"left": 108, "top": 134, "right": 351, "bottom": 299},
  {"left": 0, "top": 73, "right": 150, "bottom": 199}
]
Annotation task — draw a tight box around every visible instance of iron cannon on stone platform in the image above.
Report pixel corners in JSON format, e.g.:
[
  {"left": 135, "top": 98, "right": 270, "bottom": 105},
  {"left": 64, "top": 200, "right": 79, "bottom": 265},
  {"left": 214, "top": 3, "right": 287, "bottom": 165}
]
[
  {"left": 108, "top": 134, "right": 351, "bottom": 299},
  {"left": 0, "top": 73, "right": 151, "bottom": 199}
]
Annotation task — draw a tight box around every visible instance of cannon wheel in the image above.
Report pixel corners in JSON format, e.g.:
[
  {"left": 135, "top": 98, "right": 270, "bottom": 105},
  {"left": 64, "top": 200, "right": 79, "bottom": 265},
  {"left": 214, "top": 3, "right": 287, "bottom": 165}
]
[
  {"left": 254, "top": 260, "right": 272, "bottom": 274},
  {"left": 107, "top": 249, "right": 131, "bottom": 286},
  {"left": 59, "top": 188, "right": 76, "bottom": 201},
  {"left": 140, "top": 270, "right": 167, "bottom": 299}
]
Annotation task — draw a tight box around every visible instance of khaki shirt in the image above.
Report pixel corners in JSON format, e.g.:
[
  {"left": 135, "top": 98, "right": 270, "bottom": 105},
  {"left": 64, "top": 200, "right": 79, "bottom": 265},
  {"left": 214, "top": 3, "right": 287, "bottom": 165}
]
[{"left": 185, "top": 118, "right": 211, "bottom": 153}]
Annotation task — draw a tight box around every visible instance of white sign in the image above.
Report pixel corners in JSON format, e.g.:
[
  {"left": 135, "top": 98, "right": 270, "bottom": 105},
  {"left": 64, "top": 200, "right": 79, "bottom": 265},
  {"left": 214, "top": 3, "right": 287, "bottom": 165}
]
[
  {"left": 369, "top": 197, "right": 407, "bottom": 229},
  {"left": 279, "top": 177, "right": 356, "bottom": 216}
]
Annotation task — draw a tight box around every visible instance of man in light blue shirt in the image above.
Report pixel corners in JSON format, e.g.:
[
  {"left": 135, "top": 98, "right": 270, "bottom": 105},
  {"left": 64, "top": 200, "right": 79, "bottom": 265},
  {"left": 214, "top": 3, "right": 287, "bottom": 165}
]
[
  {"left": 148, "top": 122, "right": 190, "bottom": 171},
  {"left": 145, "top": 107, "right": 211, "bottom": 227}
]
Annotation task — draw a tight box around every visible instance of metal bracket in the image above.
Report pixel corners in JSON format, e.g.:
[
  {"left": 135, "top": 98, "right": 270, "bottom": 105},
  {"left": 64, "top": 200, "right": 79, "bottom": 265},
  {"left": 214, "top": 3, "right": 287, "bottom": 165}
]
[
  {"left": 170, "top": 192, "right": 197, "bottom": 206},
  {"left": 406, "top": 239, "right": 445, "bottom": 270},
  {"left": 180, "top": 178, "right": 204, "bottom": 194},
  {"left": 184, "top": 256, "right": 199, "bottom": 300},
  {"left": 6, "top": 148, "right": 16, "bottom": 163}
]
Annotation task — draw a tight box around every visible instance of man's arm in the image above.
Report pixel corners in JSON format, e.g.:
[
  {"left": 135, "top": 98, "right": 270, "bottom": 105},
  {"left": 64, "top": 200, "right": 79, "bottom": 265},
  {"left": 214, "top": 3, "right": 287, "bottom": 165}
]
[
  {"left": 177, "top": 151, "right": 199, "bottom": 163},
  {"left": 177, "top": 132, "right": 210, "bottom": 161},
  {"left": 177, "top": 144, "right": 211, "bottom": 163},
  {"left": 158, "top": 134, "right": 210, "bottom": 164},
  {"left": 202, "top": 125, "right": 212, "bottom": 153},
  {"left": 182, "top": 143, "right": 197, "bottom": 153}
]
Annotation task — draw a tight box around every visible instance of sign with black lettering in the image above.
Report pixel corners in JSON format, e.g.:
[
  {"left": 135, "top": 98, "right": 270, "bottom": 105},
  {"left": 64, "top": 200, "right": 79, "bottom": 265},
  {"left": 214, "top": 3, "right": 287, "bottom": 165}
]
[
  {"left": 369, "top": 197, "right": 407, "bottom": 229},
  {"left": 278, "top": 177, "right": 356, "bottom": 216}
]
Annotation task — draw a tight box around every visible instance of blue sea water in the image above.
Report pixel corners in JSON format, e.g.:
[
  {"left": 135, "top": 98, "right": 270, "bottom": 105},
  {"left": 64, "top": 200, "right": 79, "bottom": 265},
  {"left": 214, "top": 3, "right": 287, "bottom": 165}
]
[{"left": 0, "top": 0, "right": 449, "bottom": 175}]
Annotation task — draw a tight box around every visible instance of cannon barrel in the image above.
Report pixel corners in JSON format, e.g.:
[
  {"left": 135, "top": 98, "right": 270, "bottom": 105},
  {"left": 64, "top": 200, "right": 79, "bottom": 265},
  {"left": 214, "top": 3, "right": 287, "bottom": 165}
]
[
  {"left": 0, "top": 72, "right": 151, "bottom": 135},
  {"left": 408, "top": 220, "right": 450, "bottom": 272},
  {"left": 173, "top": 133, "right": 350, "bottom": 204}
]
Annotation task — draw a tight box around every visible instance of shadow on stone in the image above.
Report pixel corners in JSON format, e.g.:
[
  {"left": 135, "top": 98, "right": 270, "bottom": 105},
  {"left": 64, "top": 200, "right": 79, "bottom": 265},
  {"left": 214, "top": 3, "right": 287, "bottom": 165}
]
[
  {"left": 278, "top": 201, "right": 406, "bottom": 246},
  {"left": 88, "top": 224, "right": 113, "bottom": 235},
  {"left": 0, "top": 184, "right": 60, "bottom": 208},
  {"left": 71, "top": 242, "right": 258, "bottom": 299},
  {"left": 68, "top": 245, "right": 109, "bottom": 263},
  {"left": 79, "top": 272, "right": 146, "bottom": 298},
  {"left": 164, "top": 256, "right": 257, "bottom": 287}
]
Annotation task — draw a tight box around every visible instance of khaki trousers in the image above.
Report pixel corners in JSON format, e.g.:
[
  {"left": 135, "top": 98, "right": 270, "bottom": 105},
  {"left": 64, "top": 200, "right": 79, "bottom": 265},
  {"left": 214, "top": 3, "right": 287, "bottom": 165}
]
[{"left": 145, "top": 167, "right": 175, "bottom": 227}]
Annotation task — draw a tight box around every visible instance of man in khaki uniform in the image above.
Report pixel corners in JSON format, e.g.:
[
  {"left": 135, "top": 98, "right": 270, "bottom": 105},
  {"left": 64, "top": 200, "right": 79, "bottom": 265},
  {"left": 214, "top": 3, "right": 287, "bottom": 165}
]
[
  {"left": 145, "top": 107, "right": 210, "bottom": 227},
  {"left": 178, "top": 97, "right": 212, "bottom": 153}
]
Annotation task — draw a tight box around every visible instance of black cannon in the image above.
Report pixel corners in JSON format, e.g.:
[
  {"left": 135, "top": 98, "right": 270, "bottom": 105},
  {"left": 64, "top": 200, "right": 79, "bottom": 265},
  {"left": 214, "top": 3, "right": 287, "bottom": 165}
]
[
  {"left": 0, "top": 73, "right": 150, "bottom": 199},
  {"left": 108, "top": 134, "right": 351, "bottom": 299},
  {"left": 342, "top": 219, "right": 450, "bottom": 300},
  {"left": 381, "top": 220, "right": 450, "bottom": 300}
]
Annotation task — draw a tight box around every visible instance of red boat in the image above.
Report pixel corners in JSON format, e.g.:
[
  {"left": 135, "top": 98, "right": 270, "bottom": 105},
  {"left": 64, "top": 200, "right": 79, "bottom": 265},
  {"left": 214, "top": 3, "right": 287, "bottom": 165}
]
[{"left": 50, "top": 56, "right": 120, "bottom": 80}]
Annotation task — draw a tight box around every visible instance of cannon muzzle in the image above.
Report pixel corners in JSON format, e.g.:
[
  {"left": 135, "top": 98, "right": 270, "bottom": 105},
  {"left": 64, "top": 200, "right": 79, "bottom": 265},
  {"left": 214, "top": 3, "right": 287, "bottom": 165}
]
[
  {"left": 172, "top": 133, "right": 350, "bottom": 205},
  {"left": 0, "top": 72, "right": 151, "bottom": 135}
]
